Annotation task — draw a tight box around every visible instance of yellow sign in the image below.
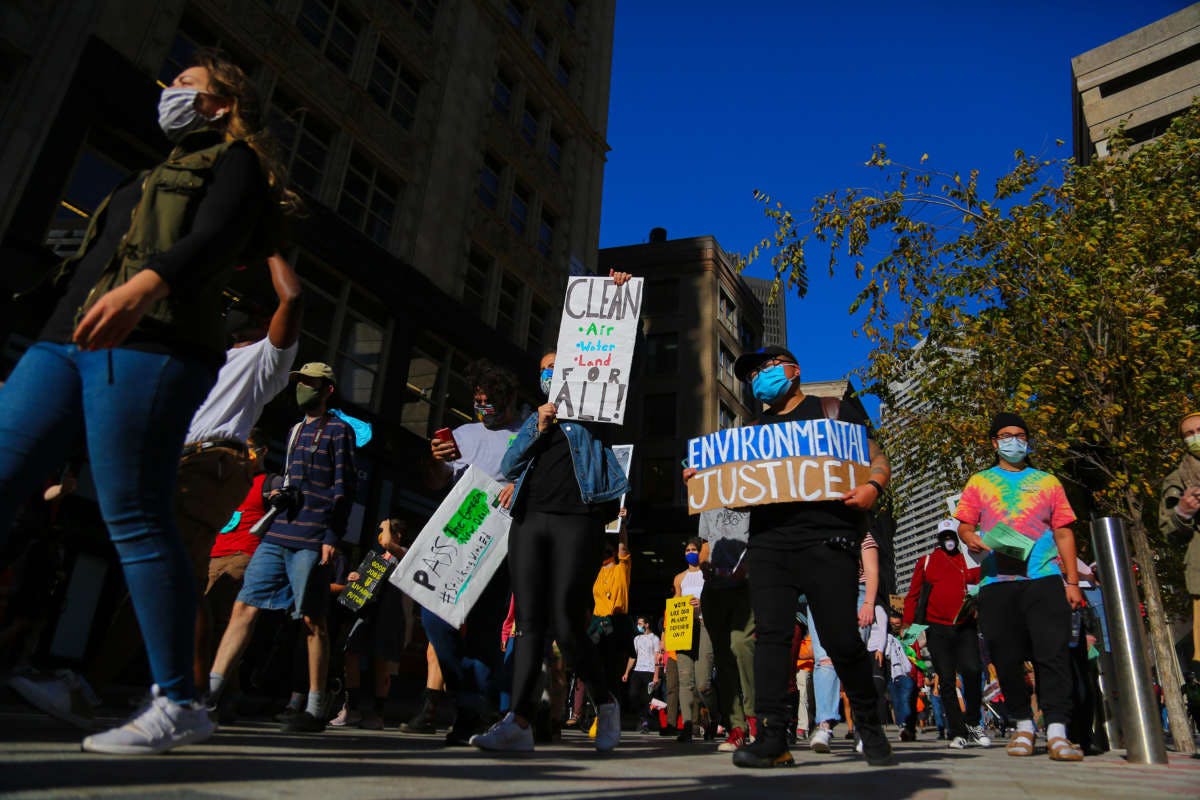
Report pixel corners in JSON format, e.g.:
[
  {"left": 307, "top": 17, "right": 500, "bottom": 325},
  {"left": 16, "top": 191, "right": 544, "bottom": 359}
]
[{"left": 662, "top": 597, "right": 695, "bottom": 651}]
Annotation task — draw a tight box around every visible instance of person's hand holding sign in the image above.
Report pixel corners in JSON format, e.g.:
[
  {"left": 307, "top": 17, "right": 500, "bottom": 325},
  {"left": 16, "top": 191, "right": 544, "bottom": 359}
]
[
  {"left": 841, "top": 481, "right": 881, "bottom": 510},
  {"left": 609, "top": 268, "right": 633, "bottom": 286},
  {"left": 536, "top": 402, "right": 557, "bottom": 433},
  {"left": 498, "top": 483, "right": 515, "bottom": 510}
]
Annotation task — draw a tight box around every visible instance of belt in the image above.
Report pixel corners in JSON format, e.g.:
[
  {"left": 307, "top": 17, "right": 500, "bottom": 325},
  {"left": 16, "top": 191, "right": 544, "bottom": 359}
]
[{"left": 182, "top": 437, "right": 248, "bottom": 458}]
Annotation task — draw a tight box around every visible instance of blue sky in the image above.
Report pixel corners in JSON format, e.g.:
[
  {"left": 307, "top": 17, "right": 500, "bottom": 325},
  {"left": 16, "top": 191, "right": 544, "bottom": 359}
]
[{"left": 599, "top": 1, "right": 1189, "bottom": 408}]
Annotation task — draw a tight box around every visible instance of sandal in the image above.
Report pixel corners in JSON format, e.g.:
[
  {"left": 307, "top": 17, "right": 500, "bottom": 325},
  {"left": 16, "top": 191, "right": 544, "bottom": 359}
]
[
  {"left": 1006, "top": 730, "right": 1035, "bottom": 757},
  {"left": 1047, "top": 737, "right": 1084, "bottom": 762}
]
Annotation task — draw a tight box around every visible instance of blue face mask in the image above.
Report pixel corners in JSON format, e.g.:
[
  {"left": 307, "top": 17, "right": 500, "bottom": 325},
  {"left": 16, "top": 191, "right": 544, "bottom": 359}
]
[
  {"left": 685, "top": 551, "right": 700, "bottom": 566},
  {"left": 539, "top": 367, "right": 553, "bottom": 396},
  {"left": 636, "top": 624, "right": 646, "bottom": 633},
  {"left": 751, "top": 364, "right": 794, "bottom": 404},
  {"left": 997, "top": 438, "right": 1028, "bottom": 464}
]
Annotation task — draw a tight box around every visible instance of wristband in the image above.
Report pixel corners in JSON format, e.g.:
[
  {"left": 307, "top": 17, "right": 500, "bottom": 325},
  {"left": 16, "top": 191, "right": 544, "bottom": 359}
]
[
  {"left": 867, "top": 479, "right": 885, "bottom": 495},
  {"left": 1065, "top": 581, "right": 1078, "bottom": 586}
]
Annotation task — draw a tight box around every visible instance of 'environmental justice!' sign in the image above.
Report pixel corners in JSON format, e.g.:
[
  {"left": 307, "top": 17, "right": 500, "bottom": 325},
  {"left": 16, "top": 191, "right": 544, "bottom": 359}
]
[
  {"left": 548, "top": 275, "right": 643, "bottom": 424},
  {"left": 685, "top": 419, "right": 872, "bottom": 514},
  {"left": 389, "top": 466, "right": 510, "bottom": 627}
]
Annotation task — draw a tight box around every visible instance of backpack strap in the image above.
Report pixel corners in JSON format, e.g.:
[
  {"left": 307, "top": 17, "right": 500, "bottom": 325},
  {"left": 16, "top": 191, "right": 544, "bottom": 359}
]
[{"left": 820, "top": 396, "right": 841, "bottom": 421}]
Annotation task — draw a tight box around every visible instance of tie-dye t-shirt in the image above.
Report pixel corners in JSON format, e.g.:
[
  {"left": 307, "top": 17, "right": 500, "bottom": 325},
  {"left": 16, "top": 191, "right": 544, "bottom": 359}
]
[{"left": 955, "top": 466, "right": 1076, "bottom": 586}]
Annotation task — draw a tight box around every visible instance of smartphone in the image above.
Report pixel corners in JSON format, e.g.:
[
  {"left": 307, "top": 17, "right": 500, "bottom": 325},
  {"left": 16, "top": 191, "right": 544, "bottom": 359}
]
[{"left": 433, "top": 427, "right": 460, "bottom": 459}]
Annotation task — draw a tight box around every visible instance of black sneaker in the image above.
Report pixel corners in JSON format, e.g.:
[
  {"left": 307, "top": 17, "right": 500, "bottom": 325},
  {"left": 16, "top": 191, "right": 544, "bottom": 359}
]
[
  {"left": 282, "top": 711, "right": 326, "bottom": 733},
  {"left": 676, "top": 721, "right": 693, "bottom": 743},
  {"left": 857, "top": 722, "right": 898, "bottom": 766},
  {"left": 400, "top": 688, "right": 442, "bottom": 734},
  {"left": 658, "top": 724, "right": 677, "bottom": 737},
  {"left": 731, "top": 733, "right": 795, "bottom": 769},
  {"left": 274, "top": 706, "right": 302, "bottom": 724},
  {"left": 444, "top": 709, "right": 480, "bottom": 746}
]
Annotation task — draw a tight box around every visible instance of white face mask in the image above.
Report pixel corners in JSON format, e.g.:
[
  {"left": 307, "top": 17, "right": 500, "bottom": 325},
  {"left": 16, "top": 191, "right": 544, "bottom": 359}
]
[
  {"left": 942, "top": 539, "right": 958, "bottom": 552},
  {"left": 158, "top": 87, "right": 222, "bottom": 142}
]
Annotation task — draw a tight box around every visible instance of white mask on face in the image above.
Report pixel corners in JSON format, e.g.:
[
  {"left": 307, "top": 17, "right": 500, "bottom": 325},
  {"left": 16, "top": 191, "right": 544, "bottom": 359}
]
[
  {"left": 158, "top": 87, "right": 223, "bottom": 141},
  {"left": 942, "top": 539, "right": 958, "bottom": 553}
]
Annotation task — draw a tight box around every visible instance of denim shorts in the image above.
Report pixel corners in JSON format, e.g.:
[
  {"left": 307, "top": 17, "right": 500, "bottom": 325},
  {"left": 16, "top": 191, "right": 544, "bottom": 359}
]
[{"left": 237, "top": 541, "right": 329, "bottom": 619}]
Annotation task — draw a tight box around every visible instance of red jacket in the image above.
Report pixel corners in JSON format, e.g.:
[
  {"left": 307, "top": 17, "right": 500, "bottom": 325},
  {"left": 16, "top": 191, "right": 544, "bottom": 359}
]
[{"left": 903, "top": 548, "right": 981, "bottom": 627}]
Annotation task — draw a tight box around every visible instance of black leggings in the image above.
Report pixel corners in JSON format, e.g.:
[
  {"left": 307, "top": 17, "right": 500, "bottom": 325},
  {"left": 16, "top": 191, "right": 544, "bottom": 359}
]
[{"left": 508, "top": 510, "right": 608, "bottom": 720}]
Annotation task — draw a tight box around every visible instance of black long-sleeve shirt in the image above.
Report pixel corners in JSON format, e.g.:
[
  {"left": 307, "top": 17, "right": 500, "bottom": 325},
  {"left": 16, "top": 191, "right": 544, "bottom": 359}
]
[{"left": 40, "top": 138, "right": 267, "bottom": 365}]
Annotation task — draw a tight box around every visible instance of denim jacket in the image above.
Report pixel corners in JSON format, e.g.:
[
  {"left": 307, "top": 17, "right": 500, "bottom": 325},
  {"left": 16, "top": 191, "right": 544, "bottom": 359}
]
[{"left": 501, "top": 414, "right": 630, "bottom": 511}]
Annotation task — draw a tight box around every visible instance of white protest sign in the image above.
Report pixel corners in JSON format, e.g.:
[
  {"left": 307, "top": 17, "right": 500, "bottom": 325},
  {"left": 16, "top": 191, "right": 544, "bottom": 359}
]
[
  {"left": 388, "top": 466, "right": 510, "bottom": 627},
  {"left": 604, "top": 444, "right": 634, "bottom": 533},
  {"left": 549, "top": 275, "right": 643, "bottom": 424},
  {"left": 685, "top": 420, "right": 872, "bottom": 514}
]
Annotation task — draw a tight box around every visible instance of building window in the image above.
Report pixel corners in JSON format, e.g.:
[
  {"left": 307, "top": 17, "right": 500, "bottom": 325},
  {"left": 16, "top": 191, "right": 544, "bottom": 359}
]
[
  {"left": 719, "top": 403, "right": 737, "bottom": 430},
  {"left": 398, "top": 0, "right": 439, "bottom": 32},
  {"left": 464, "top": 247, "right": 493, "bottom": 309},
  {"left": 337, "top": 287, "right": 388, "bottom": 408},
  {"left": 547, "top": 128, "right": 564, "bottom": 171},
  {"left": 563, "top": 0, "right": 578, "bottom": 29},
  {"left": 159, "top": 14, "right": 259, "bottom": 86},
  {"left": 520, "top": 102, "right": 540, "bottom": 146},
  {"left": 528, "top": 298, "right": 549, "bottom": 354},
  {"left": 643, "top": 279, "right": 680, "bottom": 314},
  {"left": 644, "top": 393, "right": 677, "bottom": 437},
  {"left": 478, "top": 152, "right": 503, "bottom": 209},
  {"left": 369, "top": 43, "right": 421, "bottom": 130},
  {"left": 719, "top": 288, "right": 737, "bottom": 327},
  {"left": 402, "top": 331, "right": 445, "bottom": 438},
  {"left": 296, "top": 0, "right": 361, "bottom": 74},
  {"left": 506, "top": 1, "right": 525, "bottom": 30},
  {"left": 338, "top": 150, "right": 401, "bottom": 248},
  {"left": 532, "top": 26, "right": 550, "bottom": 61},
  {"left": 269, "top": 93, "right": 333, "bottom": 196},
  {"left": 493, "top": 69, "right": 514, "bottom": 115},
  {"left": 555, "top": 55, "right": 572, "bottom": 88},
  {"left": 47, "top": 145, "right": 129, "bottom": 256},
  {"left": 496, "top": 272, "right": 522, "bottom": 341},
  {"left": 719, "top": 344, "right": 736, "bottom": 382},
  {"left": 510, "top": 182, "right": 530, "bottom": 235},
  {"left": 537, "top": 209, "right": 556, "bottom": 258},
  {"left": 738, "top": 320, "right": 756, "bottom": 351},
  {"left": 645, "top": 332, "right": 679, "bottom": 375},
  {"left": 642, "top": 458, "right": 677, "bottom": 505}
]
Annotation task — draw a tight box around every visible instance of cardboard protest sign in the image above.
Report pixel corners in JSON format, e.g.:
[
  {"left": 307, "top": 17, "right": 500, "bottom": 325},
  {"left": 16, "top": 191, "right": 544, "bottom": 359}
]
[
  {"left": 338, "top": 550, "right": 398, "bottom": 612},
  {"left": 662, "top": 597, "right": 695, "bottom": 651},
  {"left": 685, "top": 420, "right": 872, "bottom": 514},
  {"left": 548, "top": 276, "right": 643, "bottom": 424},
  {"left": 604, "top": 444, "right": 634, "bottom": 533},
  {"left": 388, "top": 466, "right": 510, "bottom": 627}
]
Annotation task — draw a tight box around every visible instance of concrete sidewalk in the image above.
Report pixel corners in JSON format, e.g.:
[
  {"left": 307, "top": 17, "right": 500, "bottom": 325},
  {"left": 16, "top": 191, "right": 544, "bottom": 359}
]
[{"left": 1, "top": 710, "right": 1197, "bottom": 800}]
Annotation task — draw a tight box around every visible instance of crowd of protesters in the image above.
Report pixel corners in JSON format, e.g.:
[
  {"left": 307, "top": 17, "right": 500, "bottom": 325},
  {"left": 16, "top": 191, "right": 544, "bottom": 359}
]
[{"left": 0, "top": 47, "right": 1190, "bottom": 771}]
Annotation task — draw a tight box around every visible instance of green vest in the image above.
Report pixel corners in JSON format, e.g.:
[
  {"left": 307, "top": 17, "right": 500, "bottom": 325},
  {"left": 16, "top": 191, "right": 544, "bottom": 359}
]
[{"left": 57, "top": 133, "right": 267, "bottom": 358}]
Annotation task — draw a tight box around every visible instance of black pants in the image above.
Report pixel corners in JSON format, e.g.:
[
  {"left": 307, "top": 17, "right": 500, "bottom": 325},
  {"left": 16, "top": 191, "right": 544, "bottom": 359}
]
[
  {"left": 747, "top": 540, "right": 881, "bottom": 732},
  {"left": 596, "top": 613, "right": 633, "bottom": 708},
  {"left": 925, "top": 621, "right": 983, "bottom": 738},
  {"left": 977, "top": 575, "right": 1072, "bottom": 726},
  {"left": 627, "top": 669, "right": 655, "bottom": 724},
  {"left": 508, "top": 510, "right": 608, "bottom": 720}
]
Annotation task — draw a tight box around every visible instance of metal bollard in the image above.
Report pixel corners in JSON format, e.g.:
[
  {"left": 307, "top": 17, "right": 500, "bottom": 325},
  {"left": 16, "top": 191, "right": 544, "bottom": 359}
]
[{"left": 1089, "top": 516, "right": 1168, "bottom": 764}]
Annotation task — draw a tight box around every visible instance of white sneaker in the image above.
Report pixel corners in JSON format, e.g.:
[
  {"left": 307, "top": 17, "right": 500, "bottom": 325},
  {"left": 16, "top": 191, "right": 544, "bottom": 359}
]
[
  {"left": 82, "top": 686, "right": 214, "bottom": 754},
  {"left": 855, "top": 734, "right": 864, "bottom": 754},
  {"left": 966, "top": 724, "right": 992, "bottom": 748},
  {"left": 8, "top": 671, "right": 97, "bottom": 729},
  {"left": 329, "top": 706, "right": 362, "bottom": 728},
  {"left": 949, "top": 736, "right": 968, "bottom": 750},
  {"left": 809, "top": 727, "right": 832, "bottom": 753},
  {"left": 469, "top": 712, "right": 534, "bottom": 752},
  {"left": 594, "top": 702, "right": 620, "bottom": 752}
]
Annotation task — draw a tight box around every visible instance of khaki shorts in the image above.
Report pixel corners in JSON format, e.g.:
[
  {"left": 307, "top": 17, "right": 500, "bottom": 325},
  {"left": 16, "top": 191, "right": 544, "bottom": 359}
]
[{"left": 176, "top": 446, "right": 254, "bottom": 586}]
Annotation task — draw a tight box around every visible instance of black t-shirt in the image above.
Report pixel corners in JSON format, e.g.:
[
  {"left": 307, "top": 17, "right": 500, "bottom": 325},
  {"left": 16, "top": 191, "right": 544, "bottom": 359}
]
[
  {"left": 748, "top": 394, "right": 874, "bottom": 550},
  {"left": 520, "top": 423, "right": 590, "bottom": 515}
]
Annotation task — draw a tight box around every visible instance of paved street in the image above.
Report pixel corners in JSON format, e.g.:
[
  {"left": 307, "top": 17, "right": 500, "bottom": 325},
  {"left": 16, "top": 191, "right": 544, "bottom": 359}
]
[{"left": 1, "top": 709, "right": 1198, "bottom": 800}]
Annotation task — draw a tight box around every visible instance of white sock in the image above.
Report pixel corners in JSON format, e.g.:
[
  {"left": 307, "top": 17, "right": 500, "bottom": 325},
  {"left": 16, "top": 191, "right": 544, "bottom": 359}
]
[
  {"left": 1016, "top": 719, "right": 1035, "bottom": 734},
  {"left": 305, "top": 691, "right": 323, "bottom": 717},
  {"left": 1047, "top": 722, "right": 1067, "bottom": 740}
]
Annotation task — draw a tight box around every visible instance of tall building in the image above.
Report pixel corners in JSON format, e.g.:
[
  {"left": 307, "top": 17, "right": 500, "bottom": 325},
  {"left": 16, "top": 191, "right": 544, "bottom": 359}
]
[
  {"left": 1071, "top": 3, "right": 1200, "bottom": 164},
  {"left": 743, "top": 276, "right": 789, "bottom": 349},
  {"left": 0, "top": 0, "right": 614, "bottom": 660},
  {"left": 596, "top": 232, "right": 764, "bottom": 609},
  {"left": 884, "top": 357, "right": 958, "bottom": 594}
]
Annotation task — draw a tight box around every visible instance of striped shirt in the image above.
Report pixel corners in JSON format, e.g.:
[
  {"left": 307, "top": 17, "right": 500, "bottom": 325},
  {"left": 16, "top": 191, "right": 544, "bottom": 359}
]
[
  {"left": 858, "top": 531, "right": 878, "bottom": 584},
  {"left": 263, "top": 414, "right": 356, "bottom": 551}
]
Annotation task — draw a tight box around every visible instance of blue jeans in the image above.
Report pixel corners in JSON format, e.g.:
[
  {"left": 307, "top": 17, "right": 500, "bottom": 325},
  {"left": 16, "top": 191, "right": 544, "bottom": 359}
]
[
  {"left": 807, "top": 583, "right": 869, "bottom": 726},
  {"left": 0, "top": 342, "right": 215, "bottom": 702},
  {"left": 889, "top": 674, "right": 916, "bottom": 728},
  {"left": 931, "top": 692, "right": 946, "bottom": 731}
]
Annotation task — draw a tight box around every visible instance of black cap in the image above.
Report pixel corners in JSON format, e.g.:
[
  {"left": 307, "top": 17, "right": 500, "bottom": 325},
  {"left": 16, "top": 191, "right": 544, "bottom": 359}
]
[
  {"left": 988, "top": 412, "right": 1028, "bottom": 438},
  {"left": 733, "top": 345, "right": 799, "bottom": 382}
]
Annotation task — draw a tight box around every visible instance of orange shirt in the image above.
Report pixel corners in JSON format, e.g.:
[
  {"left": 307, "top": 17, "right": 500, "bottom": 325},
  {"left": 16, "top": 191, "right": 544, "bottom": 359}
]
[{"left": 592, "top": 552, "right": 631, "bottom": 616}]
